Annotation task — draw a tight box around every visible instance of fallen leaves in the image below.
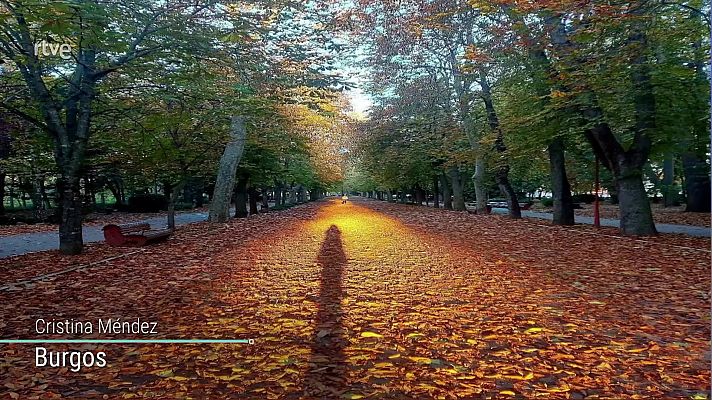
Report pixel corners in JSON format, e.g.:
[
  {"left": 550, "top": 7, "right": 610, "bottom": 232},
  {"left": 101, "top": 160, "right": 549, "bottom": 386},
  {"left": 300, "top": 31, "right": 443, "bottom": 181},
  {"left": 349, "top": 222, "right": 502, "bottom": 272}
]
[
  {"left": 360, "top": 331, "right": 383, "bottom": 338},
  {"left": 0, "top": 199, "right": 709, "bottom": 398}
]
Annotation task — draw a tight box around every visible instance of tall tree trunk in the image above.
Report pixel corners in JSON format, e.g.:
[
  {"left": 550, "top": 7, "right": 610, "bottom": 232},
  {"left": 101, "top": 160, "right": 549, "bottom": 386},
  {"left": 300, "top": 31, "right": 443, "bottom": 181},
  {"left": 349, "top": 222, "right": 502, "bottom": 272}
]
[
  {"left": 248, "top": 186, "right": 259, "bottom": 215},
  {"left": 287, "top": 186, "right": 296, "bottom": 204},
  {"left": 682, "top": 154, "right": 710, "bottom": 212},
  {"left": 432, "top": 175, "right": 440, "bottom": 208},
  {"left": 167, "top": 182, "right": 183, "bottom": 230},
  {"left": 262, "top": 188, "right": 270, "bottom": 211},
  {"left": 480, "top": 73, "right": 521, "bottom": 219},
  {"left": 616, "top": 169, "right": 656, "bottom": 235},
  {"left": 472, "top": 157, "right": 488, "bottom": 214},
  {"left": 297, "top": 186, "right": 306, "bottom": 203},
  {"left": 31, "top": 174, "right": 44, "bottom": 220},
  {"left": 234, "top": 176, "right": 248, "bottom": 218},
  {"left": 449, "top": 168, "right": 466, "bottom": 211},
  {"left": 548, "top": 137, "right": 575, "bottom": 225},
  {"left": 195, "top": 185, "right": 204, "bottom": 207},
  {"left": 273, "top": 183, "right": 282, "bottom": 206},
  {"left": 414, "top": 184, "right": 425, "bottom": 205},
  {"left": 309, "top": 186, "right": 319, "bottom": 201},
  {"left": 661, "top": 155, "right": 676, "bottom": 207},
  {"left": 209, "top": 116, "right": 247, "bottom": 222},
  {"left": 514, "top": 12, "right": 575, "bottom": 223},
  {"left": 57, "top": 175, "right": 83, "bottom": 255},
  {"left": 682, "top": 19, "right": 711, "bottom": 213},
  {"left": 450, "top": 38, "right": 487, "bottom": 215},
  {"left": 440, "top": 174, "right": 452, "bottom": 210}
]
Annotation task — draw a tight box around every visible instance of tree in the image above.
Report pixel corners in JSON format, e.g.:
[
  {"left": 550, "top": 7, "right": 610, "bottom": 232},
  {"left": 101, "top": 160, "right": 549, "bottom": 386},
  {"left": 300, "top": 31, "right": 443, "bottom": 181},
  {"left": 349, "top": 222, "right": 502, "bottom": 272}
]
[
  {"left": 209, "top": 116, "right": 247, "bottom": 223},
  {"left": 0, "top": 0, "right": 222, "bottom": 253}
]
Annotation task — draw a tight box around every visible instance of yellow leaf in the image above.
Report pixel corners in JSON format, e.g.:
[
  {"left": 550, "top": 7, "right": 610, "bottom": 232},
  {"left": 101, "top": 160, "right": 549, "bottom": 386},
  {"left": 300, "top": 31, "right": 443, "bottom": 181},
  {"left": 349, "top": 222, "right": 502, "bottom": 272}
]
[
  {"left": 626, "top": 347, "right": 648, "bottom": 353},
  {"left": 406, "top": 332, "right": 424, "bottom": 339},
  {"left": 154, "top": 369, "right": 174, "bottom": 377},
  {"left": 545, "top": 385, "right": 571, "bottom": 393},
  {"left": 408, "top": 356, "right": 432, "bottom": 364},
  {"left": 500, "top": 390, "right": 516, "bottom": 396},
  {"left": 525, "top": 327, "right": 543, "bottom": 334},
  {"left": 361, "top": 331, "right": 383, "bottom": 338},
  {"left": 388, "top": 353, "right": 401, "bottom": 359},
  {"left": 342, "top": 393, "right": 364, "bottom": 399}
]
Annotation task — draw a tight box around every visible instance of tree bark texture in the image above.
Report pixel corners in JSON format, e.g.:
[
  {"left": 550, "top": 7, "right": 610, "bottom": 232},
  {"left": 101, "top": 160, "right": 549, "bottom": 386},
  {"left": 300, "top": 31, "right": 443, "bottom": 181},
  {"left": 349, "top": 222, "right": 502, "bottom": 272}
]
[{"left": 209, "top": 116, "right": 247, "bottom": 222}]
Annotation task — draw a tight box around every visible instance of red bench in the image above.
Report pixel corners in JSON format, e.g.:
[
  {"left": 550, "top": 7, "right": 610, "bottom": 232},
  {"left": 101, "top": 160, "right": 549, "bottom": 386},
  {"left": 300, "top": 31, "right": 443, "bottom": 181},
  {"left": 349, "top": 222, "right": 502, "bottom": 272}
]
[{"left": 102, "top": 222, "right": 172, "bottom": 247}]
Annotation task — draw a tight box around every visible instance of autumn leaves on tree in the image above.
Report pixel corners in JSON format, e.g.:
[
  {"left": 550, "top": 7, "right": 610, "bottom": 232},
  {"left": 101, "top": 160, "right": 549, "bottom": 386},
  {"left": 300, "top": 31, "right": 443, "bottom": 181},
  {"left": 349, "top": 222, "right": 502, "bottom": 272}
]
[
  {"left": 346, "top": 0, "right": 710, "bottom": 235},
  {"left": 0, "top": 1, "right": 352, "bottom": 253}
]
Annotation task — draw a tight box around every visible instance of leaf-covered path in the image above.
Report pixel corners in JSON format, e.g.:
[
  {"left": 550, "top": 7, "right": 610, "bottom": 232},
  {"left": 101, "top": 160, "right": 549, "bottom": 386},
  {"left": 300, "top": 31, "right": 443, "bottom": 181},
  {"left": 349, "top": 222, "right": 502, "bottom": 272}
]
[{"left": 1, "top": 199, "right": 709, "bottom": 399}]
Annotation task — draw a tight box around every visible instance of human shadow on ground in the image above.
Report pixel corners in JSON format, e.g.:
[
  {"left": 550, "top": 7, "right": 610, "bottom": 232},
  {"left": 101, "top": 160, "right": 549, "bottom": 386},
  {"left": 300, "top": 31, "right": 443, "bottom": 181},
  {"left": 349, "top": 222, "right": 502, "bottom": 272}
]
[{"left": 300, "top": 225, "right": 348, "bottom": 398}]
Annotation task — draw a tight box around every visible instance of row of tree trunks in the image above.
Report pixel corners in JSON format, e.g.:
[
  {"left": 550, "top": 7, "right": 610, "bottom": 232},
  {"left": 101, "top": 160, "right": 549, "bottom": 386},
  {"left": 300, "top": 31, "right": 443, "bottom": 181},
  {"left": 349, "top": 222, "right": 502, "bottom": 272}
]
[{"left": 548, "top": 14, "right": 656, "bottom": 235}]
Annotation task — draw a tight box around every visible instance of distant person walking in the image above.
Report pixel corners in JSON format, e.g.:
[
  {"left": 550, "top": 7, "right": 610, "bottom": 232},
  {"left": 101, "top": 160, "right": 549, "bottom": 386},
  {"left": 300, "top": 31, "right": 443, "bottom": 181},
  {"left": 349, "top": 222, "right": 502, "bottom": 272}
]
[{"left": 341, "top": 194, "right": 348, "bottom": 204}]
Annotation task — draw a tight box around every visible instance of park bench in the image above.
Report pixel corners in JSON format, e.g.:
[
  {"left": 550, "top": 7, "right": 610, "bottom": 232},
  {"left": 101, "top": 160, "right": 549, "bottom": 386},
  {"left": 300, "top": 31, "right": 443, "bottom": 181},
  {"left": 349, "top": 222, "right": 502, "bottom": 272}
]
[
  {"left": 486, "top": 200, "right": 533, "bottom": 210},
  {"left": 102, "top": 222, "right": 172, "bottom": 247}
]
